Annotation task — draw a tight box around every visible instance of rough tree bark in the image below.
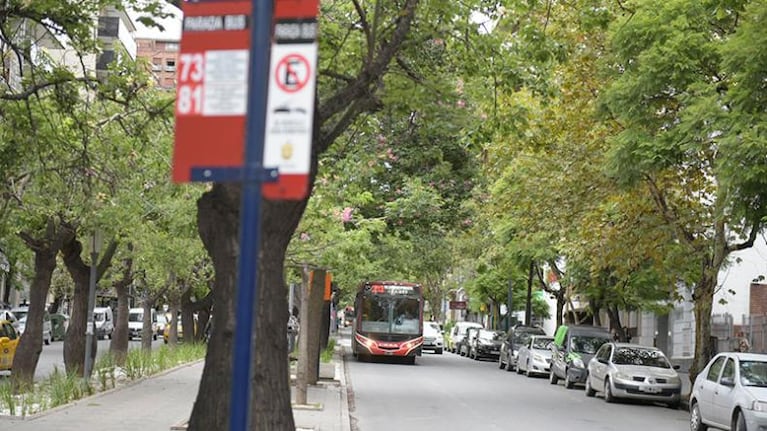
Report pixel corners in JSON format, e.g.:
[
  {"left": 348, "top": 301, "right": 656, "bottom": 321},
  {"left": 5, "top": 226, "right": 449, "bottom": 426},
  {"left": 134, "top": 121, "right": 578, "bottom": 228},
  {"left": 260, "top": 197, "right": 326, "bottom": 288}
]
[
  {"left": 110, "top": 243, "right": 134, "bottom": 365},
  {"left": 62, "top": 236, "right": 117, "bottom": 376},
  {"left": 12, "top": 218, "right": 74, "bottom": 387}
]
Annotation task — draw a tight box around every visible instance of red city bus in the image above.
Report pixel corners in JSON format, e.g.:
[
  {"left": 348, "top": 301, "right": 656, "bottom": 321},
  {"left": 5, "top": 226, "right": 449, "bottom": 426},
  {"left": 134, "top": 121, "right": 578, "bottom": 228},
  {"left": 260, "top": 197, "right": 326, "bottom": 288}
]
[{"left": 351, "top": 281, "right": 424, "bottom": 364}]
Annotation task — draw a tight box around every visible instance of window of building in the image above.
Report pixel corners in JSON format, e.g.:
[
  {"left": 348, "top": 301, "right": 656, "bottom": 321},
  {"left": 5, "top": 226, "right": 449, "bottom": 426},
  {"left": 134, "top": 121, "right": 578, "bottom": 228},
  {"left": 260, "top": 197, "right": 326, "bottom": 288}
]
[{"left": 165, "top": 59, "right": 176, "bottom": 72}]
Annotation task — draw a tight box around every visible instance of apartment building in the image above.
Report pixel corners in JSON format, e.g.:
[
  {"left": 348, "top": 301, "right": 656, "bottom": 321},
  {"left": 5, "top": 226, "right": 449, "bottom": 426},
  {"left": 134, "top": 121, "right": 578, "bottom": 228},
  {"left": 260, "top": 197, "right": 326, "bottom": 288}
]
[{"left": 131, "top": 4, "right": 182, "bottom": 89}]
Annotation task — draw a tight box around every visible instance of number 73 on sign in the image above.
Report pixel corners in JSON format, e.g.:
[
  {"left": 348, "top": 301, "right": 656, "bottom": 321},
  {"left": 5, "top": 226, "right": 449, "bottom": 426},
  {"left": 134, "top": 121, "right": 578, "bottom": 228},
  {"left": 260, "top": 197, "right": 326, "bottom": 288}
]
[{"left": 177, "top": 53, "right": 204, "bottom": 116}]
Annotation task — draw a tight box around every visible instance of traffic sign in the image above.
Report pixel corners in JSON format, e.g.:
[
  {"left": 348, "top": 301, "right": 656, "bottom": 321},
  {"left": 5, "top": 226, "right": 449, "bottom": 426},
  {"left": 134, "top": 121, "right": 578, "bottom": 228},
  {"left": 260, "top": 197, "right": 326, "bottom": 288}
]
[
  {"left": 262, "top": 0, "right": 320, "bottom": 200},
  {"left": 171, "top": 0, "right": 251, "bottom": 183}
]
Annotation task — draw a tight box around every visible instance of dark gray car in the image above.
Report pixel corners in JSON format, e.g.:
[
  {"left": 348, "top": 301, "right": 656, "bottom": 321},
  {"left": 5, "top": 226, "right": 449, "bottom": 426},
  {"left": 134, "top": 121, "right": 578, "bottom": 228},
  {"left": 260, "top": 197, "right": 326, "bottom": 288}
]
[{"left": 549, "top": 325, "right": 611, "bottom": 389}]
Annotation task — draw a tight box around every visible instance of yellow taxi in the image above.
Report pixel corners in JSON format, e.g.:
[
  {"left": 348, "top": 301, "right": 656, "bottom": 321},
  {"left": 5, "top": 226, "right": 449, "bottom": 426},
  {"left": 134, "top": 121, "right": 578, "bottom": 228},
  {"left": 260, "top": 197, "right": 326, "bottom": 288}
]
[{"left": 0, "top": 319, "right": 20, "bottom": 372}]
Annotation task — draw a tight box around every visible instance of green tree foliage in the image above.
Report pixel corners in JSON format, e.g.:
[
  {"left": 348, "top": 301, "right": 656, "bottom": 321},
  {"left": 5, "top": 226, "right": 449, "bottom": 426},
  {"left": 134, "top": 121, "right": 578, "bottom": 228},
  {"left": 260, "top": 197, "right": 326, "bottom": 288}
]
[{"left": 600, "top": 0, "right": 767, "bottom": 380}]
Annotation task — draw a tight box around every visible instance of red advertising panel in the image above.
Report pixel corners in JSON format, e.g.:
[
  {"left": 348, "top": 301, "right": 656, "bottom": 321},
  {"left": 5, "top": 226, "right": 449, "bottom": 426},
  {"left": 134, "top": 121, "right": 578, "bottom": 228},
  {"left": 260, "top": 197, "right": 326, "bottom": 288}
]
[
  {"left": 172, "top": 0, "right": 251, "bottom": 183},
  {"left": 261, "top": 0, "right": 320, "bottom": 200}
]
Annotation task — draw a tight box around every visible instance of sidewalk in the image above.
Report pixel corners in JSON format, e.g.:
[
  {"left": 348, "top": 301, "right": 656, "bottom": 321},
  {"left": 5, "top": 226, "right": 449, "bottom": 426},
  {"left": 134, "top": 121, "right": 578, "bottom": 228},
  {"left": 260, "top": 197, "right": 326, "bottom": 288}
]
[{"left": 0, "top": 337, "right": 351, "bottom": 431}]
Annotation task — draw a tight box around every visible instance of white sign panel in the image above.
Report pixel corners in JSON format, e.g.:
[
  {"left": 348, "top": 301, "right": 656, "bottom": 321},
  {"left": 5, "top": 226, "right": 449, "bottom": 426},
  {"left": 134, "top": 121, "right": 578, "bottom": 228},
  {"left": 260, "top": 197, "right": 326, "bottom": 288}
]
[{"left": 263, "top": 43, "right": 317, "bottom": 175}]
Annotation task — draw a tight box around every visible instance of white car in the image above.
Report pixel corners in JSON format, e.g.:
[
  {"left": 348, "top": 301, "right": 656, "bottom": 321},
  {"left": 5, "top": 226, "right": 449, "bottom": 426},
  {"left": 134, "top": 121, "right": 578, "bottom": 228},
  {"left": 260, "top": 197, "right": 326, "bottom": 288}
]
[
  {"left": 517, "top": 336, "right": 554, "bottom": 377},
  {"left": 17, "top": 313, "right": 52, "bottom": 345},
  {"left": 422, "top": 321, "right": 444, "bottom": 354},
  {"left": 690, "top": 352, "right": 767, "bottom": 431},
  {"left": 586, "top": 342, "right": 681, "bottom": 408}
]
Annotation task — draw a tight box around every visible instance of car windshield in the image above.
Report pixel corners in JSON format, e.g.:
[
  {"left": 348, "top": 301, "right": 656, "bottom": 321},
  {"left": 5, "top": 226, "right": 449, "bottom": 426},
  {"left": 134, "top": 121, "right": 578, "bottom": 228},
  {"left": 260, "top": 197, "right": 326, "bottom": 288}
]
[
  {"left": 128, "top": 313, "right": 143, "bottom": 322},
  {"left": 569, "top": 336, "right": 608, "bottom": 354},
  {"left": 424, "top": 324, "right": 440, "bottom": 336},
  {"left": 613, "top": 347, "right": 671, "bottom": 368},
  {"left": 94, "top": 312, "right": 106, "bottom": 322},
  {"left": 478, "top": 330, "right": 504, "bottom": 341},
  {"left": 740, "top": 360, "right": 767, "bottom": 387},
  {"left": 13, "top": 310, "right": 28, "bottom": 320},
  {"left": 532, "top": 337, "right": 554, "bottom": 350}
]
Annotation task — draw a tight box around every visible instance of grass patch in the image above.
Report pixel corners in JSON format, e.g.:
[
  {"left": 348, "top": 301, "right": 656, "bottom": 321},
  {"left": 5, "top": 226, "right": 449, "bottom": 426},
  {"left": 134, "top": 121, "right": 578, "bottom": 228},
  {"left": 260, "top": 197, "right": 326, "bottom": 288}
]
[
  {"left": 320, "top": 338, "right": 336, "bottom": 363},
  {"left": 0, "top": 343, "right": 206, "bottom": 417}
]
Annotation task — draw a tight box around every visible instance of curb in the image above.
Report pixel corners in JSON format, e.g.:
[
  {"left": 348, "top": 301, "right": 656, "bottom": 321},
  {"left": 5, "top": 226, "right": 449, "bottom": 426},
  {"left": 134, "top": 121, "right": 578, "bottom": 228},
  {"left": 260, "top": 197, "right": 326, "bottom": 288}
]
[
  {"left": 0, "top": 359, "right": 204, "bottom": 421},
  {"left": 338, "top": 344, "right": 352, "bottom": 431}
]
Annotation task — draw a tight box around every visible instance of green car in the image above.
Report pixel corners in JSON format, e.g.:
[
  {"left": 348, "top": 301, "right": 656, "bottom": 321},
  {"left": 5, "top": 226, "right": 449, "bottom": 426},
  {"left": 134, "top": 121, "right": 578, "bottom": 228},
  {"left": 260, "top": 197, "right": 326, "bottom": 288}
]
[{"left": 49, "top": 313, "right": 69, "bottom": 341}]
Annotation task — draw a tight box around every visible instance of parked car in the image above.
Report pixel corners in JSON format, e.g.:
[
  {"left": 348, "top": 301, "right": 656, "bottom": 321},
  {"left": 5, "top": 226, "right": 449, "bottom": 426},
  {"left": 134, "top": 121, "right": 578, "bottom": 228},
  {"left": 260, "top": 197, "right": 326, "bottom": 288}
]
[
  {"left": 449, "top": 321, "right": 483, "bottom": 353},
  {"left": 469, "top": 329, "right": 505, "bottom": 361},
  {"left": 517, "top": 335, "right": 555, "bottom": 377},
  {"left": 10, "top": 306, "right": 28, "bottom": 321},
  {"left": 423, "top": 321, "right": 444, "bottom": 354},
  {"left": 690, "top": 352, "right": 767, "bottom": 431},
  {"left": 0, "top": 319, "right": 20, "bottom": 373},
  {"left": 549, "top": 325, "right": 611, "bottom": 388},
  {"left": 499, "top": 325, "right": 547, "bottom": 372},
  {"left": 17, "top": 311, "right": 52, "bottom": 345},
  {"left": 93, "top": 307, "right": 114, "bottom": 340},
  {"left": 585, "top": 342, "right": 681, "bottom": 408},
  {"left": 128, "top": 308, "right": 158, "bottom": 340},
  {"left": 459, "top": 326, "right": 481, "bottom": 357},
  {"left": 0, "top": 310, "right": 18, "bottom": 330}
]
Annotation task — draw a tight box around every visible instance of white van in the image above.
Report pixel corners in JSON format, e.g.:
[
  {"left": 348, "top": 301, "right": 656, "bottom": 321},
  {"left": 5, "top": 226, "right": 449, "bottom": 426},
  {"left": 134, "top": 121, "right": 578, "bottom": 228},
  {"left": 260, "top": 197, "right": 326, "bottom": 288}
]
[
  {"left": 128, "top": 308, "right": 157, "bottom": 340},
  {"left": 449, "top": 321, "right": 483, "bottom": 353},
  {"left": 93, "top": 307, "right": 114, "bottom": 340}
]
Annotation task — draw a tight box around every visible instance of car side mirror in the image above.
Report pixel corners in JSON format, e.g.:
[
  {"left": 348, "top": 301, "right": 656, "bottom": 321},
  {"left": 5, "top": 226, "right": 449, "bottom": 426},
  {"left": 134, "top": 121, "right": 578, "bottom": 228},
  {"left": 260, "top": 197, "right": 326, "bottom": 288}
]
[{"left": 720, "top": 377, "right": 735, "bottom": 387}]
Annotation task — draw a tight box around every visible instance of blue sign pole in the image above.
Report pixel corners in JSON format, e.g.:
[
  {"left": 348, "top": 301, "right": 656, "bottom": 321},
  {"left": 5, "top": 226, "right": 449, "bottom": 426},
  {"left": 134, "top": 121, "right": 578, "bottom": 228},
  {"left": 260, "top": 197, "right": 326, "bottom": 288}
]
[{"left": 230, "top": 1, "right": 275, "bottom": 430}]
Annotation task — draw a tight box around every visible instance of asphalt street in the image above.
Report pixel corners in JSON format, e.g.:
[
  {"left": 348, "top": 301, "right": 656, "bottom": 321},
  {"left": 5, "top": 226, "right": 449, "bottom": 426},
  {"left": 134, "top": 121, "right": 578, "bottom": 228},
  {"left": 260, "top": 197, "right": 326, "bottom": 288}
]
[{"left": 347, "top": 350, "right": 689, "bottom": 431}]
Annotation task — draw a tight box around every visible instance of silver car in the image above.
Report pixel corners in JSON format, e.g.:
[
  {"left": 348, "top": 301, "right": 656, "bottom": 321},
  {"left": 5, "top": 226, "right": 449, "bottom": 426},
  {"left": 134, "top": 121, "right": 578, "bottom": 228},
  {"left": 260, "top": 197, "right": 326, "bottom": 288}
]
[
  {"left": 690, "top": 352, "right": 767, "bottom": 431},
  {"left": 517, "top": 336, "right": 554, "bottom": 377},
  {"left": 586, "top": 342, "right": 681, "bottom": 408}
]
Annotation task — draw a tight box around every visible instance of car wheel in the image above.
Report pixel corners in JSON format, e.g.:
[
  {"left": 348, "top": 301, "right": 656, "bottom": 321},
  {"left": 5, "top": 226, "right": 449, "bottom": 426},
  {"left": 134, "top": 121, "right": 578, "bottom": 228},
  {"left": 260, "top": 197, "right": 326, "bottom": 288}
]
[
  {"left": 604, "top": 378, "right": 615, "bottom": 403},
  {"left": 734, "top": 410, "right": 747, "bottom": 431},
  {"left": 690, "top": 402, "right": 708, "bottom": 431},
  {"left": 585, "top": 376, "right": 596, "bottom": 397},
  {"left": 499, "top": 356, "right": 506, "bottom": 369},
  {"left": 525, "top": 362, "right": 533, "bottom": 378},
  {"left": 564, "top": 372, "right": 575, "bottom": 389},
  {"left": 44, "top": 336, "right": 50, "bottom": 346},
  {"left": 436, "top": 348, "right": 443, "bottom": 355},
  {"left": 549, "top": 370, "right": 559, "bottom": 385}
]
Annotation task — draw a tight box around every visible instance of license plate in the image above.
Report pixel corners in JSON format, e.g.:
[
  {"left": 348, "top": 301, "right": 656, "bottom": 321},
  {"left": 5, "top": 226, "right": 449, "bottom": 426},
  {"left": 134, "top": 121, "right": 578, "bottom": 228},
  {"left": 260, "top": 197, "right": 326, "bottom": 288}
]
[{"left": 640, "top": 386, "right": 661, "bottom": 394}]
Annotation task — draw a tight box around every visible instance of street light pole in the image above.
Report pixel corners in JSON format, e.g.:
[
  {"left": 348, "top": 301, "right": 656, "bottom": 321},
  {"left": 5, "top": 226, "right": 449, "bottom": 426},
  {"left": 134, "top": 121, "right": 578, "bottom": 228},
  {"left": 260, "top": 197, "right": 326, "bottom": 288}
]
[{"left": 84, "top": 230, "right": 102, "bottom": 378}]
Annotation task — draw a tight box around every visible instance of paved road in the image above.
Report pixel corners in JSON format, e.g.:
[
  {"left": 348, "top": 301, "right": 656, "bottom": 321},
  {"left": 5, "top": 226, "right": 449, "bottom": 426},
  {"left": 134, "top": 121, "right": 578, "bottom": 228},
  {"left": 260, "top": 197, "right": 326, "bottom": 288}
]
[
  {"left": 347, "top": 351, "right": 690, "bottom": 431},
  {"left": 35, "top": 337, "right": 166, "bottom": 380}
]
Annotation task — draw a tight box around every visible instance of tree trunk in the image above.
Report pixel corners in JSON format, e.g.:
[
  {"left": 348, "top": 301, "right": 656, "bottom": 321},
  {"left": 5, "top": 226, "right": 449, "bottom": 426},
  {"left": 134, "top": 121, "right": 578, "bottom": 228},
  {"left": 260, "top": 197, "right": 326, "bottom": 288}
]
[
  {"left": 141, "top": 299, "right": 155, "bottom": 350},
  {"left": 188, "top": 183, "right": 241, "bottom": 430},
  {"left": 168, "top": 301, "right": 180, "bottom": 346},
  {"left": 525, "top": 261, "right": 533, "bottom": 326},
  {"left": 181, "top": 286, "right": 197, "bottom": 343},
  {"left": 62, "top": 237, "right": 92, "bottom": 376},
  {"left": 62, "top": 236, "right": 117, "bottom": 376},
  {"left": 12, "top": 219, "right": 72, "bottom": 387},
  {"left": 606, "top": 305, "right": 627, "bottom": 341},
  {"left": 111, "top": 280, "right": 131, "bottom": 364},
  {"left": 188, "top": 184, "right": 304, "bottom": 430},
  {"left": 110, "top": 245, "right": 133, "bottom": 365},
  {"left": 690, "top": 272, "right": 717, "bottom": 383}
]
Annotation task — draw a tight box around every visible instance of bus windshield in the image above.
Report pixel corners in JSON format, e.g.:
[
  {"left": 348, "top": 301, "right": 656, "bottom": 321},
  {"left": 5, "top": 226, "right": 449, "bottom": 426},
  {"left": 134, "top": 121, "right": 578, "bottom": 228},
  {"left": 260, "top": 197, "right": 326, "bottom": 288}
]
[{"left": 360, "top": 295, "right": 420, "bottom": 335}]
